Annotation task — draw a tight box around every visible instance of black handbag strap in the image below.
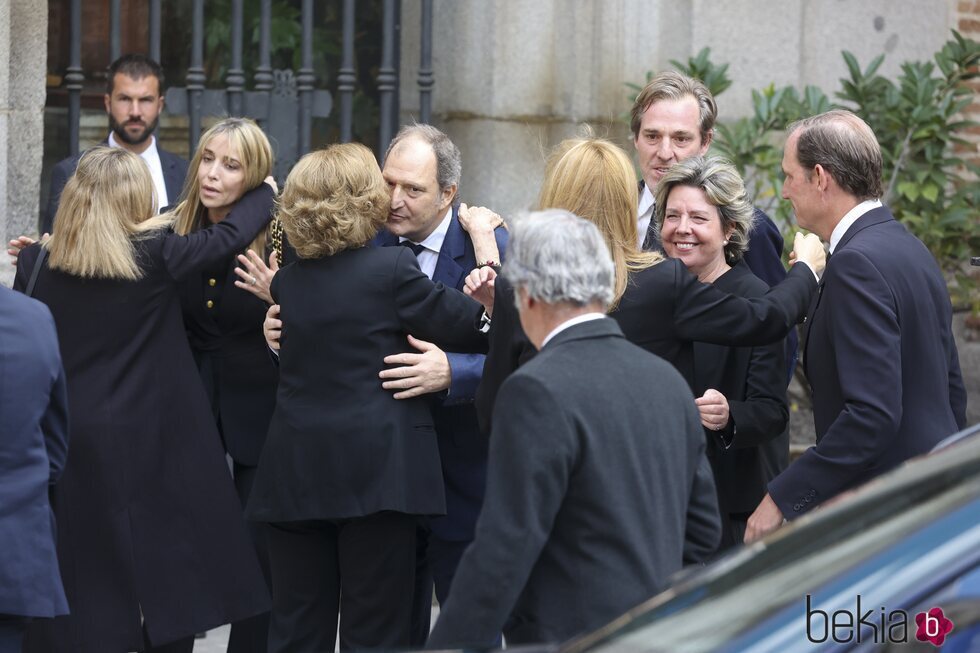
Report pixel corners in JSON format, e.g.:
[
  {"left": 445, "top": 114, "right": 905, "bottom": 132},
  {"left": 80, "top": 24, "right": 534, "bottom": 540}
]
[{"left": 25, "top": 246, "right": 48, "bottom": 297}]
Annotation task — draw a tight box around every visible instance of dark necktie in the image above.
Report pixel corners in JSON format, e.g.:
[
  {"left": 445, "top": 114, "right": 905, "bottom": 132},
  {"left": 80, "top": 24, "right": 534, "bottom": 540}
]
[{"left": 401, "top": 241, "right": 426, "bottom": 256}]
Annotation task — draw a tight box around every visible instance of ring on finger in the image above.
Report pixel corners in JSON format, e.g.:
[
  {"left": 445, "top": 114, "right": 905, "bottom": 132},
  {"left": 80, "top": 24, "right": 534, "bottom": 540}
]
[{"left": 249, "top": 275, "right": 257, "bottom": 285}]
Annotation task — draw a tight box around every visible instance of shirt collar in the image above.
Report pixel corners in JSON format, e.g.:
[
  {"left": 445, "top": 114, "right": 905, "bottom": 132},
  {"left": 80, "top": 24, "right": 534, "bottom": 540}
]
[
  {"left": 399, "top": 206, "right": 453, "bottom": 255},
  {"left": 107, "top": 132, "right": 160, "bottom": 158},
  {"left": 541, "top": 313, "right": 606, "bottom": 349},
  {"left": 829, "top": 199, "right": 882, "bottom": 253}
]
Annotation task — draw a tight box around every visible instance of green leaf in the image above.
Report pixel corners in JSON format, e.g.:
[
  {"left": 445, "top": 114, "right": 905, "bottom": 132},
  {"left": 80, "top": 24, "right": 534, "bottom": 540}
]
[{"left": 897, "top": 181, "right": 920, "bottom": 201}]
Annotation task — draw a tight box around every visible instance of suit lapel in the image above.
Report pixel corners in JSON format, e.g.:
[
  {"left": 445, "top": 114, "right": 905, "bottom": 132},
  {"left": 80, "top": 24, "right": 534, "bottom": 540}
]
[
  {"left": 431, "top": 207, "right": 467, "bottom": 290},
  {"left": 637, "top": 179, "right": 662, "bottom": 252},
  {"left": 800, "top": 276, "right": 824, "bottom": 377},
  {"left": 160, "top": 150, "right": 185, "bottom": 201},
  {"left": 803, "top": 207, "right": 894, "bottom": 374}
]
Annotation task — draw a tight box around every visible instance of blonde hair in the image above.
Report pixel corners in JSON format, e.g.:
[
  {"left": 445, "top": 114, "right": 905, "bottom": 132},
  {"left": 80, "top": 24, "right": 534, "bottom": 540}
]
[
  {"left": 168, "top": 117, "right": 274, "bottom": 254},
  {"left": 45, "top": 147, "right": 174, "bottom": 280},
  {"left": 278, "top": 143, "right": 390, "bottom": 259},
  {"left": 536, "top": 136, "right": 662, "bottom": 306}
]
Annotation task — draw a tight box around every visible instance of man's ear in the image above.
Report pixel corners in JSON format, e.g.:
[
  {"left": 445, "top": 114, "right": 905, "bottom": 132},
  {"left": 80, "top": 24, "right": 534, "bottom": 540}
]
[
  {"left": 813, "top": 164, "right": 831, "bottom": 192},
  {"left": 440, "top": 183, "right": 457, "bottom": 213},
  {"left": 699, "top": 129, "right": 713, "bottom": 155},
  {"left": 104, "top": 94, "right": 112, "bottom": 115}
]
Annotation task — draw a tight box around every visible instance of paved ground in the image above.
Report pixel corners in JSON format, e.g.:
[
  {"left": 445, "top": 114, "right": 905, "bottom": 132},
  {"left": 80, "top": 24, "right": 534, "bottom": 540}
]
[
  {"left": 192, "top": 625, "right": 229, "bottom": 653},
  {"left": 188, "top": 606, "right": 441, "bottom": 652}
]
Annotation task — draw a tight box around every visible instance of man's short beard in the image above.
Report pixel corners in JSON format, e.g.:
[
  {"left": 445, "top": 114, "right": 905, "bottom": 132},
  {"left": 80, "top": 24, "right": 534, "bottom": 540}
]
[{"left": 109, "top": 114, "right": 159, "bottom": 146}]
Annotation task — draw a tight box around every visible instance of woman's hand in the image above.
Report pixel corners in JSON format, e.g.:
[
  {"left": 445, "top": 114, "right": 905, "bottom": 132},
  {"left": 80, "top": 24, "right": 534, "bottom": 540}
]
[
  {"left": 458, "top": 203, "right": 504, "bottom": 234},
  {"left": 459, "top": 204, "right": 504, "bottom": 266},
  {"left": 234, "top": 249, "right": 279, "bottom": 304},
  {"left": 464, "top": 266, "right": 497, "bottom": 316},
  {"left": 695, "top": 388, "right": 730, "bottom": 432},
  {"left": 790, "top": 232, "right": 826, "bottom": 278},
  {"left": 264, "top": 303, "right": 282, "bottom": 351},
  {"left": 7, "top": 234, "right": 43, "bottom": 266},
  {"left": 263, "top": 175, "right": 278, "bottom": 194}
]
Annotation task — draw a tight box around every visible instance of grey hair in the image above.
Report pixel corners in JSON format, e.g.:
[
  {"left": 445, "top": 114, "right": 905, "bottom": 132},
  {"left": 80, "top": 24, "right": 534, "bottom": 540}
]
[
  {"left": 654, "top": 155, "right": 756, "bottom": 264},
  {"left": 504, "top": 209, "right": 615, "bottom": 309},
  {"left": 787, "top": 109, "right": 883, "bottom": 200},
  {"left": 383, "top": 123, "right": 462, "bottom": 197}
]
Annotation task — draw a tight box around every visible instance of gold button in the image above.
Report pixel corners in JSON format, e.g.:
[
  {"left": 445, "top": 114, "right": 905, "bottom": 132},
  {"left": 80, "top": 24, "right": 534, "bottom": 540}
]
[
  {"left": 206, "top": 300, "right": 214, "bottom": 309},
  {"left": 208, "top": 278, "right": 217, "bottom": 286}
]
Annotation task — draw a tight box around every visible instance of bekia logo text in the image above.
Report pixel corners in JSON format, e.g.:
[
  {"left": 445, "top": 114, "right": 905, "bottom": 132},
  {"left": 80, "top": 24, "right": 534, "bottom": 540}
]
[{"left": 806, "top": 595, "right": 954, "bottom": 646}]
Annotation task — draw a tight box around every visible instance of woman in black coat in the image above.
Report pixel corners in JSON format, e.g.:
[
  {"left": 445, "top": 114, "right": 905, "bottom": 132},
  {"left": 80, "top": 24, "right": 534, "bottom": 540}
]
[
  {"left": 462, "top": 137, "right": 823, "bottom": 432},
  {"left": 245, "top": 143, "right": 486, "bottom": 652},
  {"left": 14, "top": 147, "right": 272, "bottom": 653},
  {"left": 171, "top": 118, "right": 279, "bottom": 652},
  {"left": 655, "top": 156, "right": 789, "bottom": 552}
]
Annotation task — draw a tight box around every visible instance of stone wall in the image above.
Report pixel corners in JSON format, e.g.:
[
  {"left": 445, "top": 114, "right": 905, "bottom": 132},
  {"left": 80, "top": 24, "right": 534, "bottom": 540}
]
[
  {"left": 955, "top": 0, "right": 980, "bottom": 169},
  {"left": 0, "top": 1, "right": 47, "bottom": 287},
  {"left": 400, "top": 0, "right": 960, "bottom": 218}
]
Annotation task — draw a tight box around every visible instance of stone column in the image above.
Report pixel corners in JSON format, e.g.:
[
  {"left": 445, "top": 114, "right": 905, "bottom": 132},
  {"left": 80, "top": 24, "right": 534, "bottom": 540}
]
[{"left": 0, "top": 1, "right": 47, "bottom": 287}]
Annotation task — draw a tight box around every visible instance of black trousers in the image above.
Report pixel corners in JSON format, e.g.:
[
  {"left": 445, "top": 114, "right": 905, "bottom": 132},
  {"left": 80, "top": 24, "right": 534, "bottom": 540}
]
[
  {"left": 266, "top": 512, "right": 417, "bottom": 653},
  {"left": 410, "top": 527, "right": 471, "bottom": 646},
  {"left": 228, "top": 462, "right": 272, "bottom": 653},
  {"left": 0, "top": 616, "right": 28, "bottom": 653}
]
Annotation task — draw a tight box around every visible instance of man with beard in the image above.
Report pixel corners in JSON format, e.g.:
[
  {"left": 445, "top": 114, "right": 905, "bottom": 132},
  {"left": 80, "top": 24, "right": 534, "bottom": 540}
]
[{"left": 43, "top": 54, "right": 188, "bottom": 233}]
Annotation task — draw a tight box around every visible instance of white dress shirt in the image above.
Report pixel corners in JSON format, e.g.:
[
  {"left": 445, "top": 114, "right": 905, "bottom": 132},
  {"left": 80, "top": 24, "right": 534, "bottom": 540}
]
[
  {"left": 829, "top": 199, "right": 883, "bottom": 254},
  {"left": 541, "top": 313, "right": 606, "bottom": 348},
  {"left": 108, "top": 132, "right": 169, "bottom": 212},
  {"left": 399, "top": 207, "right": 452, "bottom": 280}
]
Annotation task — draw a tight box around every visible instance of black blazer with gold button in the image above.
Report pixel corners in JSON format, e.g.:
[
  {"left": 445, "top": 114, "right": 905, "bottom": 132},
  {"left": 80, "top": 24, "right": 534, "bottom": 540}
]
[{"left": 178, "top": 250, "right": 279, "bottom": 467}]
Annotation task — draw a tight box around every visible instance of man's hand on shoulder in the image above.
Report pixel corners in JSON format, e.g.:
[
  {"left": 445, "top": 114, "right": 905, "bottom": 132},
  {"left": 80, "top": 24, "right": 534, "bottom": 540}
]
[{"left": 380, "top": 335, "right": 452, "bottom": 399}]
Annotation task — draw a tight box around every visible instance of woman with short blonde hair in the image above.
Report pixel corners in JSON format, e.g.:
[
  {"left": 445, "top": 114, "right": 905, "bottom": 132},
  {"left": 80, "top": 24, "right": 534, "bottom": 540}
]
[
  {"left": 15, "top": 143, "right": 274, "bottom": 653},
  {"left": 278, "top": 143, "right": 389, "bottom": 258},
  {"left": 654, "top": 155, "right": 756, "bottom": 266},
  {"left": 246, "top": 142, "right": 486, "bottom": 652}
]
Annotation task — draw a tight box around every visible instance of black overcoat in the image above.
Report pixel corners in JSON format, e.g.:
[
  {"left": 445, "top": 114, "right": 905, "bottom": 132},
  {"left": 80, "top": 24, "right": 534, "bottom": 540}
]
[
  {"left": 246, "top": 246, "right": 487, "bottom": 523},
  {"left": 692, "top": 262, "right": 789, "bottom": 522},
  {"left": 14, "top": 185, "right": 275, "bottom": 653}
]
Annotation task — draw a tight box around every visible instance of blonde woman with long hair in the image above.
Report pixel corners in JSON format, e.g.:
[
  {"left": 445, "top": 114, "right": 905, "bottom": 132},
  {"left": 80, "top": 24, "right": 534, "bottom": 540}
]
[
  {"left": 13, "top": 145, "right": 274, "bottom": 653},
  {"left": 166, "top": 118, "right": 280, "bottom": 653}
]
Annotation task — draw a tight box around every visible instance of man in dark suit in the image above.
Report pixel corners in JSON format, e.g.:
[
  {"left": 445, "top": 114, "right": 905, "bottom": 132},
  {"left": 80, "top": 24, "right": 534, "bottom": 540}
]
[
  {"left": 0, "top": 286, "right": 69, "bottom": 653},
  {"left": 745, "top": 110, "right": 968, "bottom": 542},
  {"left": 372, "top": 124, "right": 508, "bottom": 644},
  {"left": 630, "top": 71, "right": 797, "bottom": 382},
  {"left": 44, "top": 54, "right": 187, "bottom": 233},
  {"left": 427, "top": 210, "right": 720, "bottom": 649}
]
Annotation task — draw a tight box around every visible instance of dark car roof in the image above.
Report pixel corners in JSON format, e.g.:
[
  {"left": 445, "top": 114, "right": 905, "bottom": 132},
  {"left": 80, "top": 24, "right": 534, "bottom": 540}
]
[{"left": 564, "top": 424, "right": 980, "bottom": 653}]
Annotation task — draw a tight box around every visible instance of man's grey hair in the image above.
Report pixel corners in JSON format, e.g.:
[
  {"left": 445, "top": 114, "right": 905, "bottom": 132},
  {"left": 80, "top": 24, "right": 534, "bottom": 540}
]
[
  {"left": 383, "top": 123, "right": 462, "bottom": 197},
  {"left": 504, "top": 210, "right": 615, "bottom": 309}
]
